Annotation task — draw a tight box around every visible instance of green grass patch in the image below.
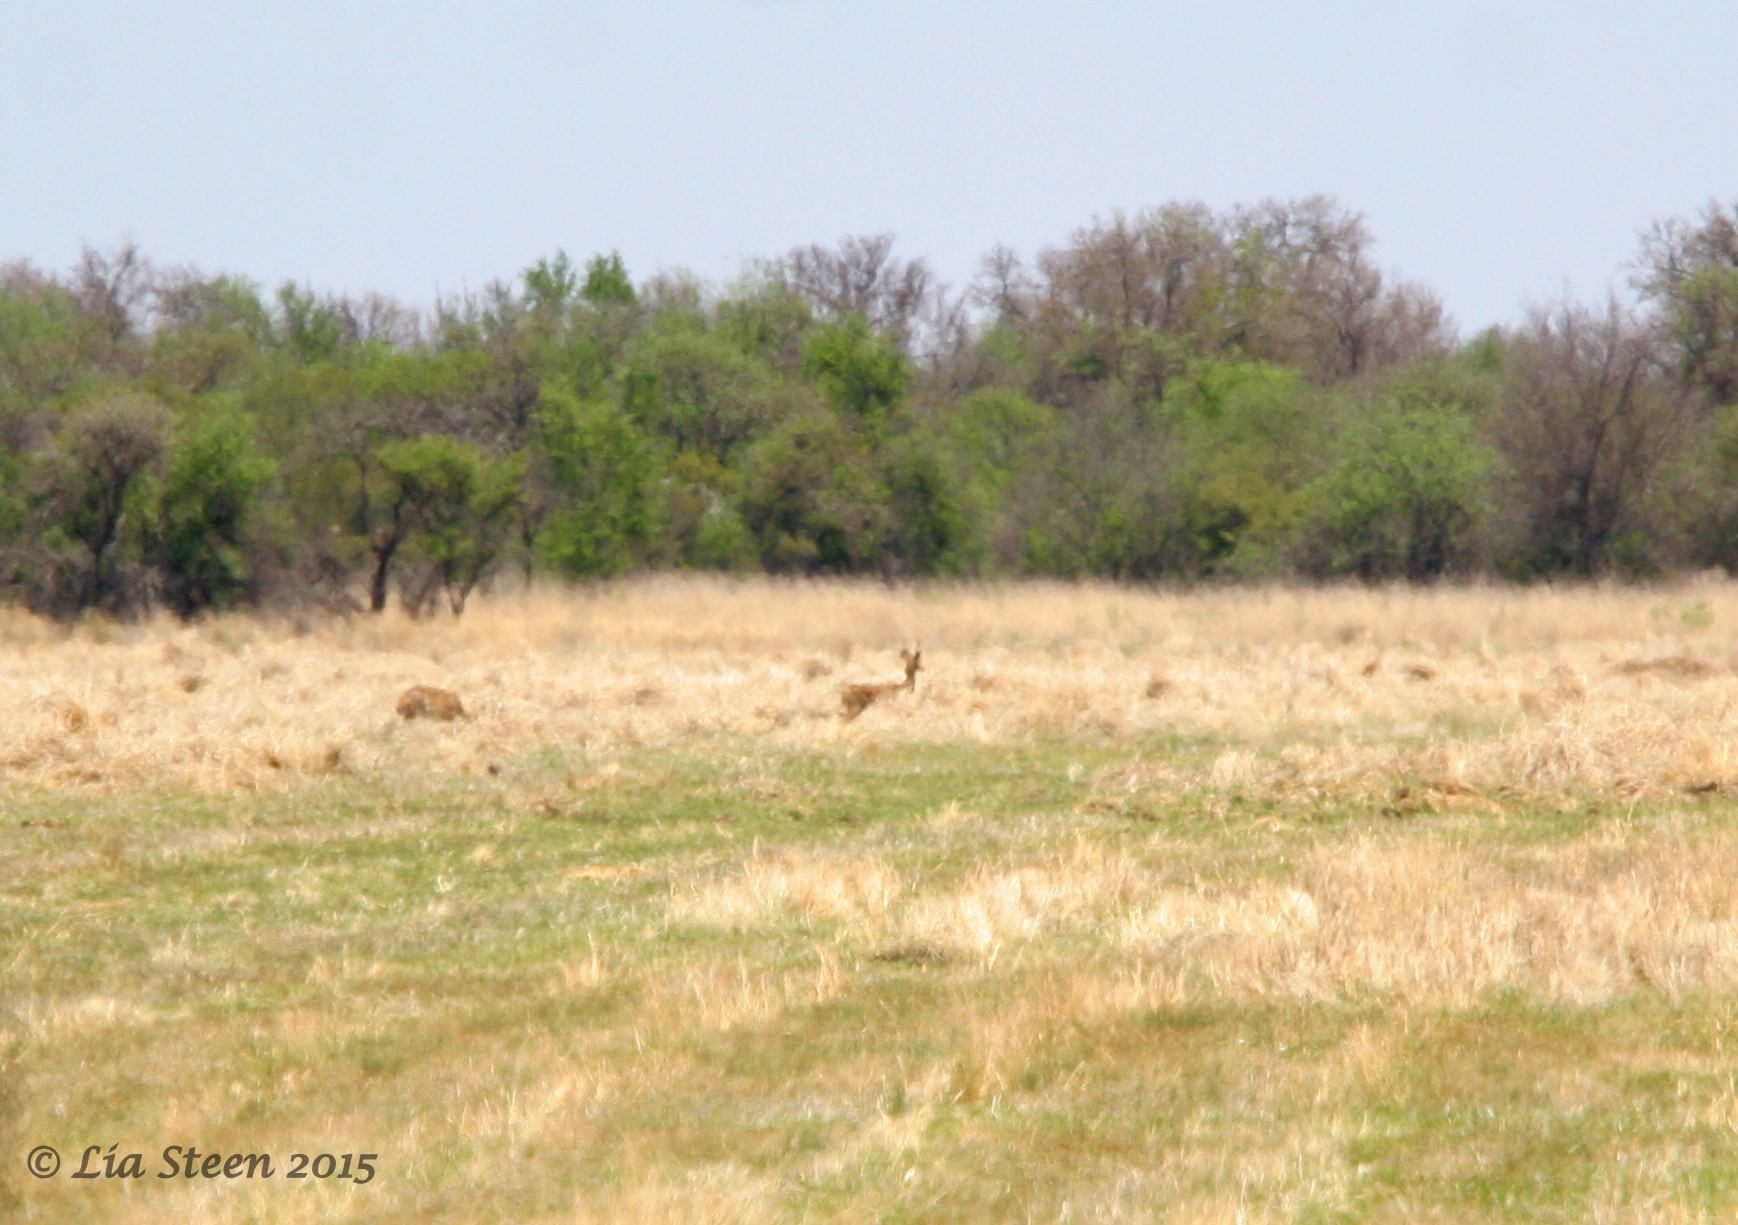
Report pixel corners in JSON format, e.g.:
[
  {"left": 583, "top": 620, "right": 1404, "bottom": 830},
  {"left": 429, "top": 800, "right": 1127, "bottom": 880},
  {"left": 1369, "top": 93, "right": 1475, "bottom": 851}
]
[{"left": 7, "top": 741, "right": 1738, "bottom": 1221}]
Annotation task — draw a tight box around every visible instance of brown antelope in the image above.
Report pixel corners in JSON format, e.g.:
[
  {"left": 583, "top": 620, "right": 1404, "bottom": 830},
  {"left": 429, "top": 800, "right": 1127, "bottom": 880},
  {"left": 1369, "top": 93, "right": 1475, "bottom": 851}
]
[
  {"left": 396, "top": 685, "right": 467, "bottom": 721},
  {"left": 839, "top": 648, "right": 922, "bottom": 721}
]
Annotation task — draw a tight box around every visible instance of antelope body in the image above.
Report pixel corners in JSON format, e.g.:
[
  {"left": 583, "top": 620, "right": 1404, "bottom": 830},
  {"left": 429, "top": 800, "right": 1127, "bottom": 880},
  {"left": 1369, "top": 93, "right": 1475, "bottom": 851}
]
[
  {"left": 840, "top": 649, "right": 922, "bottom": 721},
  {"left": 397, "top": 685, "right": 466, "bottom": 721}
]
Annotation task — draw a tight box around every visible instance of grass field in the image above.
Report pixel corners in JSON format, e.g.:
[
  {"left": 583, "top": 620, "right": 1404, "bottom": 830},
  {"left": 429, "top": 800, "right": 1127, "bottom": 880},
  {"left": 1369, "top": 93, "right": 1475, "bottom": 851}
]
[{"left": 7, "top": 578, "right": 1738, "bottom": 1223}]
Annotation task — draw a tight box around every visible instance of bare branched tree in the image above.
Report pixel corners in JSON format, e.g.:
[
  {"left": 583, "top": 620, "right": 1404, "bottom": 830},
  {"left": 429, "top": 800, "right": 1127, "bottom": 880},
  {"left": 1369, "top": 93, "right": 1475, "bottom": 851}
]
[
  {"left": 337, "top": 292, "right": 422, "bottom": 347},
  {"left": 1007, "top": 203, "right": 1232, "bottom": 402},
  {"left": 1494, "top": 299, "right": 1689, "bottom": 574},
  {"left": 152, "top": 268, "right": 268, "bottom": 335},
  {"left": 971, "top": 244, "right": 1037, "bottom": 326},
  {"left": 1039, "top": 203, "right": 1228, "bottom": 336},
  {"left": 773, "top": 234, "right": 936, "bottom": 350},
  {"left": 1229, "top": 196, "right": 1453, "bottom": 379},
  {"left": 1635, "top": 199, "right": 1738, "bottom": 403},
  {"left": 74, "top": 242, "right": 153, "bottom": 351}
]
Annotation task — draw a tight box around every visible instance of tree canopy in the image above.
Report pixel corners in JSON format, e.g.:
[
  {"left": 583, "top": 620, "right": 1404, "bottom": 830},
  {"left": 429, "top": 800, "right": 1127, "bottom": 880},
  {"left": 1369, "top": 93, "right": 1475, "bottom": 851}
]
[{"left": 0, "top": 196, "right": 1730, "bottom": 618}]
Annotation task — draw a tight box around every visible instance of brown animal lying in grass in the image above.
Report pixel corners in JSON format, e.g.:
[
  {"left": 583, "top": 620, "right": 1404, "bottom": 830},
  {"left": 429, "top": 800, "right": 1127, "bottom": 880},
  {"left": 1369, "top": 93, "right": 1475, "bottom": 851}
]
[
  {"left": 396, "top": 685, "right": 467, "bottom": 721},
  {"left": 840, "top": 649, "right": 922, "bottom": 721}
]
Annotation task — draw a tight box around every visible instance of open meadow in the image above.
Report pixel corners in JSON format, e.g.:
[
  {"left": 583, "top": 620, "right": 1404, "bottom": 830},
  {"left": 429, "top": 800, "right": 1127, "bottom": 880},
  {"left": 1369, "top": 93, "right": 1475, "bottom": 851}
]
[{"left": 8, "top": 578, "right": 1738, "bottom": 1223}]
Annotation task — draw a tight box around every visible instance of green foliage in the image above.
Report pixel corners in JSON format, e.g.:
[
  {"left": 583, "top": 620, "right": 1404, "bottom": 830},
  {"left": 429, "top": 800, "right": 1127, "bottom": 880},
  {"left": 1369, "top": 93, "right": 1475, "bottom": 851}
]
[
  {"left": 532, "top": 381, "right": 659, "bottom": 577},
  {"left": 944, "top": 388, "right": 1059, "bottom": 496},
  {"left": 524, "top": 250, "right": 581, "bottom": 316},
  {"left": 38, "top": 393, "right": 171, "bottom": 613},
  {"left": 352, "top": 344, "right": 500, "bottom": 421},
  {"left": 151, "top": 403, "right": 275, "bottom": 615},
  {"left": 582, "top": 251, "right": 636, "bottom": 306},
  {"left": 1669, "top": 266, "right": 1738, "bottom": 405},
  {"left": 689, "top": 500, "right": 756, "bottom": 571},
  {"left": 993, "top": 386, "right": 1153, "bottom": 577},
  {"left": 738, "top": 411, "right": 889, "bottom": 573},
  {"left": 1637, "top": 202, "right": 1738, "bottom": 405},
  {"left": 1003, "top": 362, "right": 1328, "bottom": 579},
  {"left": 884, "top": 439, "right": 975, "bottom": 575},
  {"left": 276, "top": 284, "right": 346, "bottom": 363},
  {"left": 508, "top": 256, "right": 644, "bottom": 399},
  {"left": 0, "top": 443, "right": 26, "bottom": 546},
  {"left": 0, "top": 274, "right": 98, "bottom": 413},
  {"left": 1301, "top": 400, "right": 1494, "bottom": 580},
  {"left": 623, "top": 328, "right": 796, "bottom": 459},
  {"left": 149, "top": 275, "right": 273, "bottom": 394},
  {"left": 1664, "top": 404, "right": 1738, "bottom": 572},
  {"left": 0, "top": 206, "right": 1728, "bottom": 613},
  {"left": 376, "top": 435, "right": 525, "bottom": 614},
  {"left": 1166, "top": 361, "right": 1331, "bottom": 574},
  {"left": 1463, "top": 326, "right": 1507, "bottom": 374},
  {"left": 715, "top": 280, "right": 812, "bottom": 367},
  {"left": 801, "top": 315, "right": 910, "bottom": 434},
  {"left": 933, "top": 389, "right": 1060, "bottom": 572},
  {"left": 659, "top": 451, "right": 757, "bottom": 571}
]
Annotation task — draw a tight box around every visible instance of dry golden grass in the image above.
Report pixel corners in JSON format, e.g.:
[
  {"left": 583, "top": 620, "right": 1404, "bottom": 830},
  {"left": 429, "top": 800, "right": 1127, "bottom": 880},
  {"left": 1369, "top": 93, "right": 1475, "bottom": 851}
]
[
  {"left": 3, "top": 575, "right": 1737, "bottom": 800},
  {"left": 671, "top": 822, "right": 1738, "bottom": 1008}
]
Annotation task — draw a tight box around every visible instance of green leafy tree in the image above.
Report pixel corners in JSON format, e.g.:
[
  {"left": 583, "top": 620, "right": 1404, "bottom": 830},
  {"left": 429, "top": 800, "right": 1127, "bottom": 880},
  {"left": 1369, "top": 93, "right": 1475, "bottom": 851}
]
[
  {"left": 715, "top": 279, "right": 812, "bottom": 368},
  {"left": 582, "top": 252, "right": 636, "bottom": 307},
  {"left": 1010, "top": 363, "right": 1323, "bottom": 580},
  {"left": 376, "top": 435, "right": 525, "bottom": 615},
  {"left": 1166, "top": 361, "right": 1331, "bottom": 574},
  {"left": 934, "top": 388, "right": 1059, "bottom": 570},
  {"left": 943, "top": 388, "right": 1058, "bottom": 498},
  {"left": 277, "top": 359, "right": 434, "bottom": 612},
  {"left": 150, "top": 273, "right": 273, "bottom": 394},
  {"left": 524, "top": 250, "right": 581, "bottom": 318},
  {"left": 39, "top": 393, "right": 170, "bottom": 613},
  {"left": 493, "top": 251, "right": 641, "bottom": 404},
  {"left": 352, "top": 448, "right": 417, "bottom": 613},
  {"left": 738, "top": 411, "right": 890, "bottom": 573},
  {"left": 0, "top": 268, "right": 103, "bottom": 425},
  {"left": 150, "top": 404, "right": 275, "bottom": 615},
  {"left": 276, "top": 284, "right": 346, "bottom": 364},
  {"left": 0, "top": 443, "right": 28, "bottom": 585},
  {"left": 1301, "top": 401, "right": 1493, "bottom": 579},
  {"left": 659, "top": 451, "right": 757, "bottom": 571},
  {"left": 1009, "top": 384, "right": 1181, "bottom": 577},
  {"left": 1668, "top": 266, "right": 1738, "bottom": 403},
  {"left": 623, "top": 328, "right": 798, "bottom": 458},
  {"left": 1667, "top": 403, "right": 1738, "bottom": 571},
  {"left": 883, "top": 439, "right": 973, "bottom": 575},
  {"left": 801, "top": 315, "right": 910, "bottom": 435},
  {"left": 532, "top": 381, "right": 659, "bottom": 577}
]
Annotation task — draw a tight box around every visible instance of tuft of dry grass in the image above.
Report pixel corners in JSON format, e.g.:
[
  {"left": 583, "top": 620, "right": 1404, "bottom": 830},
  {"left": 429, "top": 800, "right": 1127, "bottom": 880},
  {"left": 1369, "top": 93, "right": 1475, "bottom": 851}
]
[{"left": 667, "top": 823, "right": 1738, "bottom": 1008}]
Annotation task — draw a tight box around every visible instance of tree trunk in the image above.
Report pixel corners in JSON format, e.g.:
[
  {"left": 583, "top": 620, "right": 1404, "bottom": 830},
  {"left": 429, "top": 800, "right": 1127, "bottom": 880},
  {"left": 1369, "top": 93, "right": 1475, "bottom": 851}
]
[{"left": 368, "top": 539, "right": 397, "bottom": 613}]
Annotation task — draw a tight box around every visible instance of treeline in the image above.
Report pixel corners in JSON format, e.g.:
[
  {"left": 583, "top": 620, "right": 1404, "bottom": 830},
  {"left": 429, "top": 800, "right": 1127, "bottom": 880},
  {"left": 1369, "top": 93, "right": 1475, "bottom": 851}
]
[{"left": 4, "top": 195, "right": 1738, "bottom": 618}]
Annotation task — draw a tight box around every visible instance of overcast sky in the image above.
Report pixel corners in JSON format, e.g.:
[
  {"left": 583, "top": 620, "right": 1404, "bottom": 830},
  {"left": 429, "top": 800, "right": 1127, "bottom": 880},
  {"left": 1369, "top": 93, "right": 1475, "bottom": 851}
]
[{"left": 4, "top": 1, "right": 1734, "bottom": 334}]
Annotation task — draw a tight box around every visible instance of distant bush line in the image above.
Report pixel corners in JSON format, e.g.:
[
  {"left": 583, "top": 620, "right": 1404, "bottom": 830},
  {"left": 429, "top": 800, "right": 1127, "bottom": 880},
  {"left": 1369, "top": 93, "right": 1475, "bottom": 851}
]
[{"left": 5, "top": 196, "right": 1738, "bottom": 618}]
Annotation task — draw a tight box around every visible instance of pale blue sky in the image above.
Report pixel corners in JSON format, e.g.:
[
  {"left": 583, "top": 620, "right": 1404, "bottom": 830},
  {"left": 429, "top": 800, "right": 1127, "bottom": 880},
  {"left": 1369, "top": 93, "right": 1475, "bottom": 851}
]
[{"left": 4, "top": 2, "right": 1734, "bottom": 333}]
